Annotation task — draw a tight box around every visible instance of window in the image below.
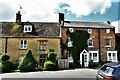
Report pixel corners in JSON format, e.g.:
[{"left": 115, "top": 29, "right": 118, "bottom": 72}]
[
  {"left": 88, "top": 29, "right": 92, "bottom": 34},
  {"left": 106, "top": 29, "right": 110, "bottom": 34},
  {"left": 19, "top": 40, "right": 27, "bottom": 49},
  {"left": 39, "top": 54, "right": 47, "bottom": 67},
  {"left": 68, "top": 37, "right": 73, "bottom": 47},
  {"left": 107, "top": 51, "right": 118, "bottom": 62},
  {"left": 89, "top": 51, "right": 99, "bottom": 62},
  {"left": 88, "top": 38, "right": 93, "bottom": 47},
  {"left": 19, "top": 56, "right": 23, "bottom": 64},
  {"left": 69, "top": 28, "right": 74, "bottom": 33},
  {"left": 105, "top": 39, "right": 111, "bottom": 47},
  {"left": 24, "top": 25, "right": 32, "bottom": 32},
  {"left": 39, "top": 41, "right": 47, "bottom": 51}
]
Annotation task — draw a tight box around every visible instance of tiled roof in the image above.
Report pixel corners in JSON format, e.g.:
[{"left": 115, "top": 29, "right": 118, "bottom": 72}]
[
  {"left": 64, "top": 21, "right": 114, "bottom": 28},
  {"left": 0, "top": 22, "right": 60, "bottom": 38}
]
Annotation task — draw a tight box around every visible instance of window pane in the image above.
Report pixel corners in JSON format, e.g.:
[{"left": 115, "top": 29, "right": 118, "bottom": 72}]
[
  {"left": 113, "top": 53, "right": 116, "bottom": 61},
  {"left": 93, "top": 53, "right": 97, "bottom": 61},
  {"left": 106, "top": 39, "right": 110, "bottom": 46},
  {"left": 88, "top": 39, "right": 93, "bottom": 46}
]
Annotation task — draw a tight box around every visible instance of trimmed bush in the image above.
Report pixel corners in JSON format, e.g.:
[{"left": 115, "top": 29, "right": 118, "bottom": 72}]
[
  {"left": 0, "top": 53, "right": 10, "bottom": 61},
  {"left": 0, "top": 61, "right": 14, "bottom": 73},
  {"left": 47, "top": 51, "right": 56, "bottom": 62},
  {"left": 18, "top": 50, "right": 37, "bottom": 72},
  {"left": 44, "top": 61, "right": 57, "bottom": 71}
]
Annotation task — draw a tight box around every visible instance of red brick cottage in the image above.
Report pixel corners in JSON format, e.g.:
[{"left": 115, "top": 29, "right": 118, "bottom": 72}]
[{"left": 59, "top": 13, "right": 118, "bottom": 67}]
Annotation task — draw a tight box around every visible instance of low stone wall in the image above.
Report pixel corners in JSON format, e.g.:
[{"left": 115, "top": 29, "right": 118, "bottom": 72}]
[{"left": 58, "top": 59, "right": 69, "bottom": 69}]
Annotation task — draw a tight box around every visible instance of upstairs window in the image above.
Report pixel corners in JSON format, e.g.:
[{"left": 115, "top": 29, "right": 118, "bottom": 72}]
[
  {"left": 88, "top": 29, "right": 92, "bottom": 34},
  {"left": 39, "top": 41, "right": 47, "bottom": 51},
  {"left": 19, "top": 40, "right": 27, "bottom": 49},
  {"left": 106, "top": 29, "right": 110, "bottom": 34},
  {"left": 105, "top": 39, "right": 111, "bottom": 47},
  {"left": 69, "top": 28, "right": 74, "bottom": 33},
  {"left": 88, "top": 38, "right": 93, "bottom": 47},
  {"left": 67, "top": 37, "right": 73, "bottom": 47},
  {"left": 24, "top": 25, "right": 32, "bottom": 32}
]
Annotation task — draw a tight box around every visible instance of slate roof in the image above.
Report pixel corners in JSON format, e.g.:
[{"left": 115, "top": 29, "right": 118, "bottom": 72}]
[
  {"left": 64, "top": 21, "right": 115, "bottom": 28},
  {"left": 0, "top": 22, "right": 60, "bottom": 38}
]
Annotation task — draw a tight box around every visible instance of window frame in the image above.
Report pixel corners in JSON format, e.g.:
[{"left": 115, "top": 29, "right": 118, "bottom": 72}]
[
  {"left": 24, "top": 25, "right": 32, "bottom": 32},
  {"left": 88, "top": 29, "right": 92, "bottom": 34},
  {"left": 106, "top": 29, "right": 110, "bottom": 34},
  {"left": 67, "top": 37, "right": 73, "bottom": 47},
  {"left": 105, "top": 39, "right": 111, "bottom": 47},
  {"left": 89, "top": 51, "right": 99, "bottom": 62},
  {"left": 69, "top": 28, "right": 74, "bottom": 33},
  {"left": 39, "top": 41, "right": 47, "bottom": 51},
  {"left": 88, "top": 38, "right": 93, "bottom": 47},
  {"left": 19, "top": 40, "right": 27, "bottom": 49},
  {"left": 107, "top": 51, "right": 118, "bottom": 62}
]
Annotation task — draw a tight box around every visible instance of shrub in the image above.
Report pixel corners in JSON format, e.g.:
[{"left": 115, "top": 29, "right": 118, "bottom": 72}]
[
  {"left": 18, "top": 50, "right": 37, "bottom": 72},
  {"left": 0, "top": 53, "right": 10, "bottom": 61},
  {"left": 47, "top": 51, "right": 56, "bottom": 62},
  {"left": 0, "top": 61, "right": 14, "bottom": 73},
  {"left": 44, "top": 61, "right": 57, "bottom": 71}
]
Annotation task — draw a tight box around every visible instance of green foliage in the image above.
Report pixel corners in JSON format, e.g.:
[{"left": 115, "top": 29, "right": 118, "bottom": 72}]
[
  {"left": 47, "top": 50, "right": 56, "bottom": 61},
  {"left": 18, "top": 49, "right": 37, "bottom": 72},
  {"left": 0, "top": 53, "right": 10, "bottom": 61},
  {"left": 43, "top": 49, "right": 57, "bottom": 71},
  {"left": 0, "top": 61, "right": 14, "bottom": 73},
  {"left": 115, "top": 43, "right": 120, "bottom": 61},
  {"left": 67, "top": 30, "right": 90, "bottom": 67},
  {"left": 43, "top": 61, "right": 57, "bottom": 71}
]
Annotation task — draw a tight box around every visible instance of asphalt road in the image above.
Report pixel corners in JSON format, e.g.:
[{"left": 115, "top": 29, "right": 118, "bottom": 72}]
[{"left": 0, "top": 68, "right": 98, "bottom": 80}]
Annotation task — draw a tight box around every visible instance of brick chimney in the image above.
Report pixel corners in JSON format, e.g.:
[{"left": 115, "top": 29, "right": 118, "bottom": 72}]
[
  {"left": 16, "top": 11, "right": 21, "bottom": 22},
  {"left": 59, "top": 13, "right": 64, "bottom": 26}
]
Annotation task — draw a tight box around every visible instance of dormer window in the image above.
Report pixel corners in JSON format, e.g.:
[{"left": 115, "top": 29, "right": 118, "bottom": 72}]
[{"left": 24, "top": 25, "right": 32, "bottom": 32}]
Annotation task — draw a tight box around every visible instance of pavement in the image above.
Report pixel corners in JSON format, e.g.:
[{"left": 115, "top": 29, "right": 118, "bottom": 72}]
[{"left": 0, "top": 68, "right": 98, "bottom": 80}]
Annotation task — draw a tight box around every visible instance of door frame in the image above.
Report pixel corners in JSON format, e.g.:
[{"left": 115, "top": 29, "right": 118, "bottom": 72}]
[{"left": 80, "top": 49, "right": 89, "bottom": 67}]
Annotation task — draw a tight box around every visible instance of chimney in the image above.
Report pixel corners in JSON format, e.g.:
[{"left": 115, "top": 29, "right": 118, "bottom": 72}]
[
  {"left": 16, "top": 11, "right": 21, "bottom": 22},
  {"left": 107, "top": 21, "right": 110, "bottom": 25},
  {"left": 59, "top": 13, "right": 64, "bottom": 26}
]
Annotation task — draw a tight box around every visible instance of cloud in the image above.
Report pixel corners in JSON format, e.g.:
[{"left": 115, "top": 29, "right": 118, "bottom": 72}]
[
  {"left": 111, "top": 20, "right": 120, "bottom": 33},
  {"left": 0, "top": 0, "right": 112, "bottom": 22}
]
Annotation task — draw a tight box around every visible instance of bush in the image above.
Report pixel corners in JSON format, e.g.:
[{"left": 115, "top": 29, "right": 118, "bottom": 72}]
[
  {"left": 47, "top": 51, "right": 56, "bottom": 62},
  {"left": 44, "top": 61, "right": 57, "bottom": 71},
  {"left": 0, "top": 61, "right": 14, "bottom": 73},
  {"left": 0, "top": 53, "right": 10, "bottom": 61},
  {"left": 18, "top": 50, "right": 37, "bottom": 72}
]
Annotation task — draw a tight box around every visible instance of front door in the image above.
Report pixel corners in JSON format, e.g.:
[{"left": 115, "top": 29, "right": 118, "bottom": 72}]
[{"left": 80, "top": 49, "right": 89, "bottom": 67}]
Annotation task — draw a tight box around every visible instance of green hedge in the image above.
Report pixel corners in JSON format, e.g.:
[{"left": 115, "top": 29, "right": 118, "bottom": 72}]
[
  {"left": 47, "top": 51, "right": 56, "bottom": 62},
  {"left": 44, "top": 61, "right": 57, "bottom": 71},
  {"left": 18, "top": 50, "right": 37, "bottom": 72}
]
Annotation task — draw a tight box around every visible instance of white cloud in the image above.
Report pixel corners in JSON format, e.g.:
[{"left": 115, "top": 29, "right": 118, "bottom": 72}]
[
  {"left": 0, "top": 0, "right": 112, "bottom": 22},
  {"left": 111, "top": 20, "right": 120, "bottom": 33}
]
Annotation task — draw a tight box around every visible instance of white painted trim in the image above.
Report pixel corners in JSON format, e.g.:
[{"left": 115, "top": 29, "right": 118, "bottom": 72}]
[
  {"left": 24, "top": 25, "right": 32, "bottom": 32},
  {"left": 107, "top": 51, "right": 118, "bottom": 62},
  {"left": 88, "top": 51, "right": 99, "bottom": 62},
  {"left": 88, "top": 38, "right": 94, "bottom": 47}
]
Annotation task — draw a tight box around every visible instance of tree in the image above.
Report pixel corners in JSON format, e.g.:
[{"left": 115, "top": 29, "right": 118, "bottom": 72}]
[
  {"left": 67, "top": 30, "right": 89, "bottom": 67},
  {"left": 18, "top": 49, "right": 37, "bottom": 72}
]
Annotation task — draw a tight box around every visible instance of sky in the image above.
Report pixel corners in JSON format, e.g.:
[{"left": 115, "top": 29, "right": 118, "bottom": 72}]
[{"left": 0, "top": 0, "right": 120, "bottom": 33}]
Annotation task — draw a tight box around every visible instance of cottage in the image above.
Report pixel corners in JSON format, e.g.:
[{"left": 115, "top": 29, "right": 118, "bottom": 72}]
[
  {"left": 60, "top": 13, "right": 118, "bottom": 67},
  {"left": 0, "top": 11, "right": 61, "bottom": 67}
]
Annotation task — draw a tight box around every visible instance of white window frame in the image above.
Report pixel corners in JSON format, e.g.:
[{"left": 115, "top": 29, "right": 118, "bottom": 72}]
[
  {"left": 88, "top": 38, "right": 93, "bottom": 47},
  {"left": 88, "top": 29, "right": 92, "bottom": 34},
  {"left": 107, "top": 51, "right": 118, "bottom": 62},
  {"left": 67, "top": 37, "right": 73, "bottom": 47},
  {"left": 105, "top": 39, "right": 111, "bottom": 47},
  {"left": 24, "top": 25, "right": 32, "bottom": 32},
  {"left": 39, "top": 41, "right": 47, "bottom": 51},
  {"left": 19, "top": 40, "right": 27, "bottom": 49},
  {"left": 69, "top": 28, "right": 74, "bottom": 33},
  {"left": 106, "top": 29, "right": 110, "bottom": 34},
  {"left": 89, "top": 51, "right": 99, "bottom": 62}
]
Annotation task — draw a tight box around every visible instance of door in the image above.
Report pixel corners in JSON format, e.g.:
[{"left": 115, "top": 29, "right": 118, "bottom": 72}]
[
  {"left": 80, "top": 49, "right": 89, "bottom": 67},
  {"left": 39, "top": 54, "right": 47, "bottom": 67}
]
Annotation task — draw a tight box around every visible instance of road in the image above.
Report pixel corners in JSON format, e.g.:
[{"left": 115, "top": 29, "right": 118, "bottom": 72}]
[{"left": 0, "top": 68, "right": 98, "bottom": 80}]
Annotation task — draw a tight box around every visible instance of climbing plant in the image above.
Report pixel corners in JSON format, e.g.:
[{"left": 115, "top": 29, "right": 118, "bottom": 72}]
[{"left": 67, "top": 30, "right": 90, "bottom": 67}]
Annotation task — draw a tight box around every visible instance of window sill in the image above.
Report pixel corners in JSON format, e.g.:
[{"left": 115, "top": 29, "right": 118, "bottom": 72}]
[
  {"left": 19, "top": 48, "right": 27, "bottom": 50},
  {"left": 105, "top": 46, "right": 111, "bottom": 48},
  {"left": 88, "top": 46, "right": 94, "bottom": 48}
]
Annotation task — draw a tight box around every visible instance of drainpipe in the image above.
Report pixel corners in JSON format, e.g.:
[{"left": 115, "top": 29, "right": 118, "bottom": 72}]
[
  {"left": 98, "top": 29, "right": 101, "bottom": 62},
  {"left": 5, "top": 37, "right": 8, "bottom": 53}
]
